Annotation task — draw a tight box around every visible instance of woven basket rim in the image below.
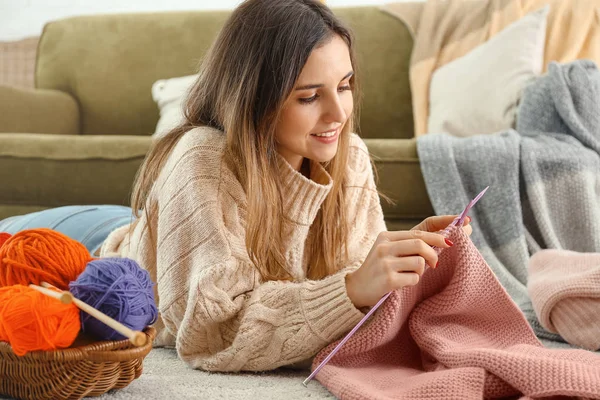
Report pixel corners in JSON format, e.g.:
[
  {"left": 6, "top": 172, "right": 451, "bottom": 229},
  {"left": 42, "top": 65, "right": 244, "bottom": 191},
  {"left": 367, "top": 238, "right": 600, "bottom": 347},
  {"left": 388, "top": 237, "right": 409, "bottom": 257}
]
[{"left": 0, "top": 326, "right": 156, "bottom": 362}]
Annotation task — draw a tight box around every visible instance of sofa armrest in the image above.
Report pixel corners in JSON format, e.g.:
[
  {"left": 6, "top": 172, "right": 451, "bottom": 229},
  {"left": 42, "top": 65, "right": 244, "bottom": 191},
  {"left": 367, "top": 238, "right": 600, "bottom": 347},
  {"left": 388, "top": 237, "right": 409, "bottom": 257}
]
[
  {"left": 0, "top": 133, "right": 151, "bottom": 215},
  {"left": 363, "top": 138, "right": 434, "bottom": 224},
  {"left": 0, "top": 85, "right": 80, "bottom": 135}
]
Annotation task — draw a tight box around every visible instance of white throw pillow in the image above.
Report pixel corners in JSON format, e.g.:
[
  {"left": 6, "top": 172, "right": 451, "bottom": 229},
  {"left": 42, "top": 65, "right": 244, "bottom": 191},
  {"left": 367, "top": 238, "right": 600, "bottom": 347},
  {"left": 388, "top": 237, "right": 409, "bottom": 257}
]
[
  {"left": 427, "top": 6, "right": 549, "bottom": 137},
  {"left": 151, "top": 74, "right": 197, "bottom": 138}
]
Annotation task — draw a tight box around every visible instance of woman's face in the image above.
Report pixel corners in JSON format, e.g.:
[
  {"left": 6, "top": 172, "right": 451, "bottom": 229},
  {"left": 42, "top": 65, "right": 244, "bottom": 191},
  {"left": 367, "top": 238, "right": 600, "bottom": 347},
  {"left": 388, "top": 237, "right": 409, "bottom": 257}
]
[{"left": 274, "top": 35, "right": 354, "bottom": 171}]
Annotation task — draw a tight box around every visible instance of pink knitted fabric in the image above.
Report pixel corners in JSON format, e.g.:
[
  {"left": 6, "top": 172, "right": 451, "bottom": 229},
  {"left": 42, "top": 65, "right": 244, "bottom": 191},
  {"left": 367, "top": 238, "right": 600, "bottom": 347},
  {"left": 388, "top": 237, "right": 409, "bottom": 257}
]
[
  {"left": 528, "top": 249, "right": 600, "bottom": 351},
  {"left": 312, "top": 227, "right": 600, "bottom": 399}
]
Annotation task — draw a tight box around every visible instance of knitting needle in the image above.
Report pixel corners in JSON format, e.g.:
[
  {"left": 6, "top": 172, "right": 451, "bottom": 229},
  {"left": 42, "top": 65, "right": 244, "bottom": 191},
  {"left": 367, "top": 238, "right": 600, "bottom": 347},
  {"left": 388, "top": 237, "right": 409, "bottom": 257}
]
[
  {"left": 39, "top": 281, "right": 147, "bottom": 347},
  {"left": 28, "top": 283, "right": 73, "bottom": 304},
  {"left": 302, "top": 291, "right": 392, "bottom": 386},
  {"left": 302, "top": 186, "right": 489, "bottom": 386},
  {"left": 30, "top": 281, "right": 147, "bottom": 347}
]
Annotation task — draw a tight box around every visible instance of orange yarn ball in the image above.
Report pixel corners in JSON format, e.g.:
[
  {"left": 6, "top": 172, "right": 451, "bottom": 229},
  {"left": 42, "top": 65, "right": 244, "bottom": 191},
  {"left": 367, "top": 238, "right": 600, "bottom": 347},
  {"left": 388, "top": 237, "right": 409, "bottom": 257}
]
[
  {"left": 0, "top": 232, "right": 10, "bottom": 249},
  {"left": 0, "top": 228, "right": 92, "bottom": 290},
  {"left": 0, "top": 285, "right": 80, "bottom": 356}
]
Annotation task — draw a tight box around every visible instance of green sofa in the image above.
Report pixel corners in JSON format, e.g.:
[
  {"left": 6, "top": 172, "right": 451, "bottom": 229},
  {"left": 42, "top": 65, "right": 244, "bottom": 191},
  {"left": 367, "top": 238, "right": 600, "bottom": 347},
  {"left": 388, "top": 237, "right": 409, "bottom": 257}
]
[{"left": 0, "top": 5, "right": 434, "bottom": 231}]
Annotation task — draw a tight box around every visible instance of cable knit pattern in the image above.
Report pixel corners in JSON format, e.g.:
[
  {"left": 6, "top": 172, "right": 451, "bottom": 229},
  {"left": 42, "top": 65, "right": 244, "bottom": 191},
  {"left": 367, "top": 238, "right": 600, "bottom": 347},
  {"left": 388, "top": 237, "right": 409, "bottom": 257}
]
[
  {"left": 312, "top": 226, "right": 600, "bottom": 399},
  {"left": 528, "top": 249, "right": 600, "bottom": 351},
  {"left": 100, "top": 126, "right": 387, "bottom": 371}
]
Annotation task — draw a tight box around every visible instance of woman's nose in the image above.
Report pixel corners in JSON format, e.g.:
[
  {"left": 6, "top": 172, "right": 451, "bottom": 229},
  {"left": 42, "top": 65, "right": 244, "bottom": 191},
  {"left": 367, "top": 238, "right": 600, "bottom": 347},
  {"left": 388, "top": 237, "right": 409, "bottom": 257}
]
[{"left": 323, "top": 95, "right": 347, "bottom": 123}]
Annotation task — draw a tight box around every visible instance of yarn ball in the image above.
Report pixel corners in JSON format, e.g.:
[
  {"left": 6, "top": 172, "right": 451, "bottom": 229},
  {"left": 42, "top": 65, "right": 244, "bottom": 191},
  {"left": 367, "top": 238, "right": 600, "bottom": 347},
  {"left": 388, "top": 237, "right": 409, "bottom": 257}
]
[
  {"left": 69, "top": 258, "right": 158, "bottom": 341},
  {"left": 0, "top": 232, "right": 10, "bottom": 249},
  {"left": 0, "top": 228, "right": 92, "bottom": 289},
  {"left": 0, "top": 285, "right": 80, "bottom": 356}
]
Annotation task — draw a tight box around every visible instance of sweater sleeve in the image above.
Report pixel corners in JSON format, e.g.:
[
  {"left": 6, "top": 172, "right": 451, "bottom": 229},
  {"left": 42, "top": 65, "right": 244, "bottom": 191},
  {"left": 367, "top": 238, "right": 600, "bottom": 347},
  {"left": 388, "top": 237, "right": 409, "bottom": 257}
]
[
  {"left": 172, "top": 258, "right": 364, "bottom": 371},
  {"left": 155, "top": 131, "right": 386, "bottom": 372}
]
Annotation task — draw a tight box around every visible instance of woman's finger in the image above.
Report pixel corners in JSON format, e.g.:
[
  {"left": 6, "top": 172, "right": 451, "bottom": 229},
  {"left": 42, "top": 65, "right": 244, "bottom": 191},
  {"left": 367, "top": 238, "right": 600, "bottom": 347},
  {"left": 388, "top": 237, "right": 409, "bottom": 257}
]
[
  {"left": 462, "top": 224, "right": 473, "bottom": 236},
  {"left": 388, "top": 255, "right": 428, "bottom": 274},
  {"left": 390, "top": 238, "right": 441, "bottom": 269},
  {"left": 392, "top": 272, "right": 421, "bottom": 287},
  {"left": 412, "top": 215, "right": 460, "bottom": 232},
  {"left": 380, "top": 230, "right": 452, "bottom": 249}
]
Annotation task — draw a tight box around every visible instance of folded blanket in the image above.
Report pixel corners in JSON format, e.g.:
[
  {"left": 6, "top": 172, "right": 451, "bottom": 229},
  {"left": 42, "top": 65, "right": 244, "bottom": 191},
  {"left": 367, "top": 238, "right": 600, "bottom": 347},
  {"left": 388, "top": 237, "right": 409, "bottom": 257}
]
[
  {"left": 528, "top": 250, "right": 600, "bottom": 351},
  {"left": 312, "top": 226, "right": 600, "bottom": 399},
  {"left": 381, "top": 0, "right": 600, "bottom": 136},
  {"left": 415, "top": 59, "right": 600, "bottom": 346}
]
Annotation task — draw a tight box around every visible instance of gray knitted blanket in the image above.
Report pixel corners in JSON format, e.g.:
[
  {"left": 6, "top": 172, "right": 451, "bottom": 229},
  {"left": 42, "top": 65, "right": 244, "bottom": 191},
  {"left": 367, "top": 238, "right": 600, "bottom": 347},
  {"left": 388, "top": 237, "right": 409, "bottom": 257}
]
[{"left": 417, "top": 59, "right": 600, "bottom": 347}]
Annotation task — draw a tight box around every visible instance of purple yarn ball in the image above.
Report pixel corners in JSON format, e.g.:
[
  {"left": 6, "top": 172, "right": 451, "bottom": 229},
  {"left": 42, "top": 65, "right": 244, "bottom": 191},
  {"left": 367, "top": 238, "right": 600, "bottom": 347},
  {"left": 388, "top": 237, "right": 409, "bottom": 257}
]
[{"left": 69, "top": 257, "right": 158, "bottom": 341}]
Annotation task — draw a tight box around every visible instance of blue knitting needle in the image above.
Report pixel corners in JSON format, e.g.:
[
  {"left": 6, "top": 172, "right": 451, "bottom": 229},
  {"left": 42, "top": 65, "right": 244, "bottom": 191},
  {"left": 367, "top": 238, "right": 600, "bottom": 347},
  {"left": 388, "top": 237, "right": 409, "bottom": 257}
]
[{"left": 302, "top": 186, "right": 489, "bottom": 386}]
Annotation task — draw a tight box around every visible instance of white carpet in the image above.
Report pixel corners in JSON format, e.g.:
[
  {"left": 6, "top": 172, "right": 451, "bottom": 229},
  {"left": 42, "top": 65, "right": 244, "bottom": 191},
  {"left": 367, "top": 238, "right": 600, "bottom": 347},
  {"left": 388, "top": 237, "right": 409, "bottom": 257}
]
[
  {"left": 98, "top": 349, "right": 335, "bottom": 400},
  {"left": 1, "top": 340, "right": 584, "bottom": 399},
  {"left": 106, "top": 338, "right": 584, "bottom": 400},
  {"left": 1, "top": 349, "right": 335, "bottom": 400}
]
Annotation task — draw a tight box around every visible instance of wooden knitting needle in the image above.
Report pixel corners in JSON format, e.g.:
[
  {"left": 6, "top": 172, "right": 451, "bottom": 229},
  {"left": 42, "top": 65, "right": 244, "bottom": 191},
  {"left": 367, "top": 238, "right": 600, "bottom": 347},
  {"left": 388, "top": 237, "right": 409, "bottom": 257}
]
[
  {"left": 28, "top": 283, "right": 73, "bottom": 304},
  {"left": 29, "top": 281, "right": 147, "bottom": 347}
]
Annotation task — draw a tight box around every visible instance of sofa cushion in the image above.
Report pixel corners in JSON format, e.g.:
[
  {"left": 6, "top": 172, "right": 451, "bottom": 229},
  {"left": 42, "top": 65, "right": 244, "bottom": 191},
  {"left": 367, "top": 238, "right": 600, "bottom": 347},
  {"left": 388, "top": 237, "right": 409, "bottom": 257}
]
[
  {"left": 35, "top": 7, "right": 414, "bottom": 139},
  {"left": 427, "top": 6, "right": 549, "bottom": 136},
  {"left": 0, "top": 36, "right": 38, "bottom": 89},
  {"left": 0, "top": 134, "right": 430, "bottom": 228},
  {"left": 364, "top": 138, "right": 433, "bottom": 226},
  {"left": 151, "top": 74, "right": 197, "bottom": 138}
]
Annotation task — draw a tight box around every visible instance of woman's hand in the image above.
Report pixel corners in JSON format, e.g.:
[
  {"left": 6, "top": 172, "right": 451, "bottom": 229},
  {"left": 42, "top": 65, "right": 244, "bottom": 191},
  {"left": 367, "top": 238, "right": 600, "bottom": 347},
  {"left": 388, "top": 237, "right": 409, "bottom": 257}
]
[
  {"left": 345, "top": 215, "right": 472, "bottom": 308},
  {"left": 411, "top": 214, "right": 472, "bottom": 237},
  {"left": 345, "top": 230, "right": 453, "bottom": 308}
]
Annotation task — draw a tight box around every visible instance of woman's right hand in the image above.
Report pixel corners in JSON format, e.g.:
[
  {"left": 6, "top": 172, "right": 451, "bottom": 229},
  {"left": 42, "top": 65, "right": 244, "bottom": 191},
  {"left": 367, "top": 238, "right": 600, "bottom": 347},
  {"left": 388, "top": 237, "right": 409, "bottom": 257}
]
[{"left": 345, "top": 230, "right": 453, "bottom": 308}]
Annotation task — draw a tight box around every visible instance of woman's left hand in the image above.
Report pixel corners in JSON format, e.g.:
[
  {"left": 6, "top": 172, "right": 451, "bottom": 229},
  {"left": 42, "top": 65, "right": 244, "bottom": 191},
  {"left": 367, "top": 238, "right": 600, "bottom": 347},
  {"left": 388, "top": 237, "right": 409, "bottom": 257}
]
[{"left": 411, "top": 215, "right": 472, "bottom": 237}]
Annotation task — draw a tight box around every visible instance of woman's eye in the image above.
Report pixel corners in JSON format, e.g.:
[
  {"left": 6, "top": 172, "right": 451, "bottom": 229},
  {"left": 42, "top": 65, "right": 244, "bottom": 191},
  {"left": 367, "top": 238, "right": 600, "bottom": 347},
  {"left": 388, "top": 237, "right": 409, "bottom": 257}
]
[
  {"left": 298, "top": 86, "right": 351, "bottom": 105},
  {"left": 299, "top": 94, "right": 318, "bottom": 104}
]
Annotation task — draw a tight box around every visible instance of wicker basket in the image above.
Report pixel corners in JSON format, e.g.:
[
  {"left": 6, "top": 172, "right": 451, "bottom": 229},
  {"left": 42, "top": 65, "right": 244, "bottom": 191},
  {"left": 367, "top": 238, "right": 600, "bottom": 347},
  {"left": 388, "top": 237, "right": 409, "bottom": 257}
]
[{"left": 0, "top": 326, "right": 156, "bottom": 400}]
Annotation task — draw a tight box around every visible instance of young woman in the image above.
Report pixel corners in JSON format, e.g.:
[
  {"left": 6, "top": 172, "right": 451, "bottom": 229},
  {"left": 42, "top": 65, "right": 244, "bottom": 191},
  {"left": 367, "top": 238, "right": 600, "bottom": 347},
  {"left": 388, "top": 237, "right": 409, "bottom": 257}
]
[{"left": 0, "top": 0, "right": 470, "bottom": 372}]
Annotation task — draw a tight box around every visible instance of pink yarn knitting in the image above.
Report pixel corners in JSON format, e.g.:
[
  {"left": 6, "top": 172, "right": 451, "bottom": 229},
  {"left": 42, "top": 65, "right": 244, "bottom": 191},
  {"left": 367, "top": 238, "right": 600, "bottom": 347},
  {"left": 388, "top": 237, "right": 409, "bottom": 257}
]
[
  {"left": 312, "top": 227, "right": 600, "bottom": 399},
  {"left": 528, "top": 249, "right": 600, "bottom": 351}
]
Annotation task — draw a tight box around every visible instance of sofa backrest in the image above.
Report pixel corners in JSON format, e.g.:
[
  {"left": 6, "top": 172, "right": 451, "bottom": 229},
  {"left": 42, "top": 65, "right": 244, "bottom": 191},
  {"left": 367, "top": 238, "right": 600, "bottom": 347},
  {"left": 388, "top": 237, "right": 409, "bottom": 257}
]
[{"left": 36, "top": 7, "right": 414, "bottom": 138}]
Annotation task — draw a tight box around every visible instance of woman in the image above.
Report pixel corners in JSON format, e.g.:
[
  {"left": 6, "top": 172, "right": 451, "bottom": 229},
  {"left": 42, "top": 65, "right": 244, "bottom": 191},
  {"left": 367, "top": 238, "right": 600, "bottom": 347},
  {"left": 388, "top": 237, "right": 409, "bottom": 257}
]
[{"left": 0, "top": 0, "right": 470, "bottom": 371}]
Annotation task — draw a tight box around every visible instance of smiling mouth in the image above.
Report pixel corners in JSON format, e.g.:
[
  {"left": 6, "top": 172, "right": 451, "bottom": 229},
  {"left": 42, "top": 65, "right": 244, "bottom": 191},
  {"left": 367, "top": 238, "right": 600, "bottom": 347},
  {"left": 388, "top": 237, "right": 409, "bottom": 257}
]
[{"left": 311, "top": 128, "right": 339, "bottom": 137}]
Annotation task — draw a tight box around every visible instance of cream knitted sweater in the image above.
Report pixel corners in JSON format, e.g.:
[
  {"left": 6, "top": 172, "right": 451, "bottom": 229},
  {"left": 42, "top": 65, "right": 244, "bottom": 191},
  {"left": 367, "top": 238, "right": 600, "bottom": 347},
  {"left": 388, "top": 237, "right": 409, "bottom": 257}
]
[{"left": 101, "top": 126, "right": 387, "bottom": 372}]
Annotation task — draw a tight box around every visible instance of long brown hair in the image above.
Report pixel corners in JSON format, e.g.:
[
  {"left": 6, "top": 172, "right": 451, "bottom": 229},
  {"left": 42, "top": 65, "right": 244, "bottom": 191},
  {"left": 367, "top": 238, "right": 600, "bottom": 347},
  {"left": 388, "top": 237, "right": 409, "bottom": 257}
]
[{"left": 131, "top": 0, "right": 360, "bottom": 281}]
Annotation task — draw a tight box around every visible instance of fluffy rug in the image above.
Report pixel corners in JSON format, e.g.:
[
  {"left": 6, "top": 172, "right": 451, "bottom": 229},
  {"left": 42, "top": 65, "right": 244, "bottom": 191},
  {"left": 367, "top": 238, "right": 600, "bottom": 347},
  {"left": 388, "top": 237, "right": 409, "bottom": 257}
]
[
  {"left": 98, "top": 349, "right": 333, "bottom": 399},
  {"left": 1, "top": 348, "right": 333, "bottom": 400}
]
